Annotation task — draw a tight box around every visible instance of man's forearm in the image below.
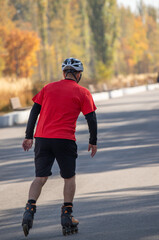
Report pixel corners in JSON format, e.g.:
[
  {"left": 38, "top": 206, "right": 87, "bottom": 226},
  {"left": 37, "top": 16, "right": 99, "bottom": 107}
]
[
  {"left": 25, "top": 103, "right": 41, "bottom": 139},
  {"left": 85, "top": 111, "right": 97, "bottom": 145}
]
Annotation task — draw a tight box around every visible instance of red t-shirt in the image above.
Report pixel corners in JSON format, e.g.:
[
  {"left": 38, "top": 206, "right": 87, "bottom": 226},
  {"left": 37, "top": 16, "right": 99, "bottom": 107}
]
[{"left": 32, "top": 79, "right": 97, "bottom": 141}]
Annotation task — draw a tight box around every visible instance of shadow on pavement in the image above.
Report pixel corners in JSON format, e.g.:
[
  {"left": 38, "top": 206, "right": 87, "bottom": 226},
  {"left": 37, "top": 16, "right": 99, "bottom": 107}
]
[
  {"left": 0, "top": 106, "right": 159, "bottom": 182},
  {"left": 0, "top": 185, "right": 159, "bottom": 240},
  {"left": 76, "top": 107, "right": 159, "bottom": 173}
]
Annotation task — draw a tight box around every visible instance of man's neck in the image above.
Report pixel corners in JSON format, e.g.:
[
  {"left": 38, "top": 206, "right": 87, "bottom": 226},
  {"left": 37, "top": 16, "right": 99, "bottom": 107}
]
[{"left": 65, "top": 77, "right": 77, "bottom": 82}]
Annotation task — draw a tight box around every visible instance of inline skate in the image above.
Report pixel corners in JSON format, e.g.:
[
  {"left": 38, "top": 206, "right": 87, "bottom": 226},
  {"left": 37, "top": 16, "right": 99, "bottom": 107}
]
[
  {"left": 22, "top": 202, "right": 36, "bottom": 237},
  {"left": 61, "top": 205, "right": 79, "bottom": 236}
]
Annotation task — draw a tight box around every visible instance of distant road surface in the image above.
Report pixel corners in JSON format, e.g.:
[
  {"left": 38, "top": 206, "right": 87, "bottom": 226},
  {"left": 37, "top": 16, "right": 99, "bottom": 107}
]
[{"left": 0, "top": 89, "right": 159, "bottom": 240}]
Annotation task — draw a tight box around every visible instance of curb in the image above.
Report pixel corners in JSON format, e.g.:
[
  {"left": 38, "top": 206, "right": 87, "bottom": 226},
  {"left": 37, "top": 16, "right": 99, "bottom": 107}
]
[
  {"left": 0, "top": 109, "right": 31, "bottom": 128},
  {"left": 0, "top": 83, "right": 159, "bottom": 128},
  {"left": 92, "top": 83, "right": 159, "bottom": 102}
]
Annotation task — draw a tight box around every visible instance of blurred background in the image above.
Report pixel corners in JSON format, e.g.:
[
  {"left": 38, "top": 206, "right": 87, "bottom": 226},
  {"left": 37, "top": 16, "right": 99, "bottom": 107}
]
[{"left": 0, "top": 0, "right": 159, "bottom": 113}]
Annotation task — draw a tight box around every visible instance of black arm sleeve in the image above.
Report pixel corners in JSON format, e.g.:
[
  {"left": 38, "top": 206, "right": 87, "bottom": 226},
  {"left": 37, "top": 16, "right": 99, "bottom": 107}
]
[
  {"left": 85, "top": 111, "right": 97, "bottom": 145},
  {"left": 25, "top": 103, "right": 41, "bottom": 139}
]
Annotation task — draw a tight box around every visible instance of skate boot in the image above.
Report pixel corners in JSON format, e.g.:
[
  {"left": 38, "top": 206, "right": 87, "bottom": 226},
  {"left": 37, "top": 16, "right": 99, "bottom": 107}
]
[
  {"left": 61, "top": 205, "right": 79, "bottom": 236},
  {"left": 22, "top": 202, "right": 36, "bottom": 237}
]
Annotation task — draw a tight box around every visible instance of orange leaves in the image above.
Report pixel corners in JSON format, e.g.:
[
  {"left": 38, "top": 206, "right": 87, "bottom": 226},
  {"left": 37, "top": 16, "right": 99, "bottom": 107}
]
[
  {"left": 130, "top": 18, "right": 148, "bottom": 55},
  {"left": 118, "top": 5, "right": 159, "bottom": 74},
  {"left": 121, "top": 17, "right": 148, "bottom": 71},
  {"left": 0, "top": 26, "right": 40, "bottom": 77}
]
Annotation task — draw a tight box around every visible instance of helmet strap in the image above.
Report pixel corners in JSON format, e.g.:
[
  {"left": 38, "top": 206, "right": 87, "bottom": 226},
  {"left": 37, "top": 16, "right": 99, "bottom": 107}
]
[
  {"left": 77, "top": 73, "right": 82, "bottom": 83},
  {"left": 65, "top": 70, "right": 78, "bottom": 82}
]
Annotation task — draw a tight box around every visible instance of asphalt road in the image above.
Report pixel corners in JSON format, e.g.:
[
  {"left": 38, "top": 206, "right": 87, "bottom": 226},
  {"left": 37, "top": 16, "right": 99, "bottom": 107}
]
[{"left": 0, "top": 89, "right": 159, "bottom": 240}]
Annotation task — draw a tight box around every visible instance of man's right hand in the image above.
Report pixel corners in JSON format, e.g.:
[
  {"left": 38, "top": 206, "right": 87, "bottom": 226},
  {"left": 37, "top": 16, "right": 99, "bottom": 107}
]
[
  {"left": 88, "top": 144, "right": 97, "bottom": 157},
  {"left": 22, "top": 139, "right": 33, "bottom": 151}
]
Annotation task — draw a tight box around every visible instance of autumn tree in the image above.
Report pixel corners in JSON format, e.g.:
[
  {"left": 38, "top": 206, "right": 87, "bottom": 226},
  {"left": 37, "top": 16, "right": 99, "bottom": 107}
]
[
  {"left": 2, "top": 28, "right": 40, "bottom": 78},
  {"left": 11, "top": 0, "right": 34, "bottom": 23},
  {"left": 0, "top": 27, "right": 9, "bottom": 76},
  {"left": 10, "top": 0, "right": 38, "bottom": 32},
  {"left": 87, "top": 0, "right": 118, "bottom": 81},
  {"left": 79, "top": 0, "right": 94, "bottom": 80},
  {"left": 144, "top": 6, "right": 159, "bottom": 73},
  {"left": 48, "top": 0, "right": 89, "bottom": 81},
  {"left": 37, "top": 0, "right": 49, "bottom": 81},
  {"left": 0, "top": 38, "right": 6, "bottom": 77},
  {"left": 114, "top": 6, "right": 133, "bottom": 75},
  {"left": 124, "top": 17, "right": 148, "bottom": 73},
  {"left": 0, "top": 0, "right": 15, "bottom": 29},
  {"left": 1, "top": 0, "right": 159, "bottom": 83},
  {"left": 116, "top": 5, "right": 149, "bottom": 75}
]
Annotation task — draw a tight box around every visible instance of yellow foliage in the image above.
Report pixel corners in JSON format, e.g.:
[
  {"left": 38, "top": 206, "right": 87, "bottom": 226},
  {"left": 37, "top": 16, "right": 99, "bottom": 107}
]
[
  {"left": 96, "top": 61, "right": 113, "bottom": 82},
  {"left": 129, "top": 18, "right": 148, "bottom": 63},
  {"left": 0, "top": 0, "right": 15, "bottom": 30},
  {"left": 0, "top": 26, "right": 40, "bottom": 78},
  {"left": 4, "top": 28, "right": 40, "bottom": 77},
  {"left": 50, "top": 0, "right": 86, "bottom": 79},
  {"left": 120, "top": 17, "right": 148, "bottom": 71}
]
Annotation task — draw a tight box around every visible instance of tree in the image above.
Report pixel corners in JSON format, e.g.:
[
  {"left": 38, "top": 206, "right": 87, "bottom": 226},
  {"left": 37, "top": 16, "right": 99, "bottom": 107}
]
[
  {"left": 48, "top": 0, "right": 88, "bottom": 81},
  {"left": 87, "top": 0, "right": 118, "bottom": 81},
  {"left": 144, "top": 7, "right": 159, "bottom": 72},
  {"left": 120, "top": 17, "right": 148, "bottom": 73},
  {"left": 10, "top": 0, "right": 33, "bottom": 22},
  {"left": 0, "top": 0, "right": 15, "bottom": 29},
  {"left": 2, "top": 28, "right": 40, "bottom": 77},
  {"left": 37, "top": 0, "right": 49, "bottom": 81},
  {"left": 137, "top": 0, "right": 146, "bottom": 23},
  {"left": 10, "top": 0, "right": 38, "bottom": 32},
  {"left": 114, "top": 6, "right": 134, "bottom": 75},
  {"left": 0, "top": 38, "right": 6, "bottom": 77}
]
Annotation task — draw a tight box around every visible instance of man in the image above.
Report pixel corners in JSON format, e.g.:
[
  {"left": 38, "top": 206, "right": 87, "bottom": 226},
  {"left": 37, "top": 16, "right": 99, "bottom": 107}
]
[{"left": 22, "top": 57, "right": 97, "bottom": 236}]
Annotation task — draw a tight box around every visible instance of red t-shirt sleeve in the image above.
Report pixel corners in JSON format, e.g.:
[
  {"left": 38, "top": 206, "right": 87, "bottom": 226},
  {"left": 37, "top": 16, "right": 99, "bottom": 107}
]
[
  {"left": 32, "top": 87, "right": 44, "bottom": 105},
  {"left": 81, "top": 90, "right": 97, "bottom": 115}
]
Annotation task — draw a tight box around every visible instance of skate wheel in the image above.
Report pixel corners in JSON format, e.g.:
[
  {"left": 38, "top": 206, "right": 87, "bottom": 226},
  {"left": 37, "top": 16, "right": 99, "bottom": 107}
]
[
  {"left": 70, "top": 226, "right": 78, "bottom": 234},
  {"left": 23, "top": 224, "right": 29, "bottom": 237},
  {"left": 62, "top": 228, "right": 66, "bottom": 236},
  {"left": 62, "top": 227, "right": 71, "bottom": 236},
  {"left": 75, "top": 228, "right": 78, "bottom": 233}
]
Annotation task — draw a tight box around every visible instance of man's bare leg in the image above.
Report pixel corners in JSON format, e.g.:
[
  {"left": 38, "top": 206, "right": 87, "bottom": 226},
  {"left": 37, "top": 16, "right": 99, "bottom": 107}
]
[
  {"left": 29, "top": 177, "right": 48, "bottom": 201},
  {"left": 63, "top": 176, "right": 76, "bottom": 203}
]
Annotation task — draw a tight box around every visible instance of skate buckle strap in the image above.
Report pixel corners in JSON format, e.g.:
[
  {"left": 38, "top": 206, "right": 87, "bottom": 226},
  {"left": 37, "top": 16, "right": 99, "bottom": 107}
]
[
  {"left": 61, "top": 205, "right": 73, "bottom": 216},
  {"left": 25, "top": 203, "right": 36, "bottom": 214}
]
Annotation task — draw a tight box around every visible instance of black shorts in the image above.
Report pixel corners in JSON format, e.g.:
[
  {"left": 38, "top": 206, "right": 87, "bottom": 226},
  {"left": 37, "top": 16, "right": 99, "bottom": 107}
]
[{"left": 34, "top": 138, "right": 78, "bottom": 179}]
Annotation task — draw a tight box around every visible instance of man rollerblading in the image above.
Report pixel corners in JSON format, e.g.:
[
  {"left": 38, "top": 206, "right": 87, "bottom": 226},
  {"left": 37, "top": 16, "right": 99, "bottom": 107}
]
[{"left": 22, "top": 57, "right": 97, "bottom": 236}]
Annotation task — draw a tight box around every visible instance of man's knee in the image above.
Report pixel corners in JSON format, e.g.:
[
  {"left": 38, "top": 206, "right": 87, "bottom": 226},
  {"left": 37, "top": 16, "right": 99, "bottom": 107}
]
[
  {"left": 36, "top": 176, "right": 48, "bottom": 186},
  {"left": 64, "top": 175, "right": 75, "bottom": 183}
]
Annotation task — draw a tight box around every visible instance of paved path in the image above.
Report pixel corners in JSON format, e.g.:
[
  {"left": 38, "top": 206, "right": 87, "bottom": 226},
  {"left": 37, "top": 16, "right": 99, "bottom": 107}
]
[{"left": 0, "top": 90, "right": 159, "bottom": 240}]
